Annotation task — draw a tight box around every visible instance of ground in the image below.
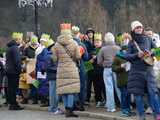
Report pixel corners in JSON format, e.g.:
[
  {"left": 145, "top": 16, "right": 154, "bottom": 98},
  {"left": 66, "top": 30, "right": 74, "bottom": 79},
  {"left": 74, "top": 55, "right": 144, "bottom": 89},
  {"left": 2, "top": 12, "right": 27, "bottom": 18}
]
[{"left": 0, "top": 108, "right": 101, "bottom": 120}]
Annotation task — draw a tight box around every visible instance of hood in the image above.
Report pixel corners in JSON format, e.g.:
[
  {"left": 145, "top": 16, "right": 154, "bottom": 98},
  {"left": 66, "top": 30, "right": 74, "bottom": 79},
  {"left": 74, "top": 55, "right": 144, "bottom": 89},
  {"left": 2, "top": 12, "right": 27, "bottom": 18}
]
[
  {"left": 35, "top": 45, "right": 45, "bottom": 57},
  {"left": 57, "top": 34, "right": 73, "bottom": 46},
  {"left": 7, "top": 40, "right": 18, "bottom": 47}
]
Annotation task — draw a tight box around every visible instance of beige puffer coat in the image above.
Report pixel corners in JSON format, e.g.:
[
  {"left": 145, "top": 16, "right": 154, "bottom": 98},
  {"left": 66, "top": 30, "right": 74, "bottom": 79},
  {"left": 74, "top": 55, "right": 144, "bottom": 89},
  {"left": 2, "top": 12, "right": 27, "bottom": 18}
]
[{"left": 52, "top": 34, "right": 81, "bottom": 95}]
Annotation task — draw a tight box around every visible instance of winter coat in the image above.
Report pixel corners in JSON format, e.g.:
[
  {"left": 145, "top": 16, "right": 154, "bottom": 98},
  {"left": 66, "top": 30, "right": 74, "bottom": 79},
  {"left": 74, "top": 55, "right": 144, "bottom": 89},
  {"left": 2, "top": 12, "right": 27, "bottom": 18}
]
[
  {"left": 24, "top": 45, "right": 37, "bottom": 58},
  {"left": 73, "top": 38, "right": 88, "bottom": 61},
  {"left": 112, "top": 56, "right": 128, "bottom": 87},
  {"left": 83, "top": 40, "right": 94, "bottom": 60},
  {"left": 153, "top": 61, "right": 160, "bottom": 88},
  {"left": 0, "top": 61, "right": 5, "bottom": 88},
  {"left": 19, "top": 73, "right": 29, "bottom": 89},
  {"left": 92, "top": 48, "right": 103, "bottom": 75},
  {"left": 19, "top": 59, "right": 29, "bottom": 89},
  {"left": 83, "top": 40, "right": 95, "bottom": 72},
  {"left": 52, "top": 34, "right": 81, "bottom": 95},
  {"left": 35, "top": 46, "right": 48, "bottom": 73},
  {"left": 97, "top": 41, "right": 120, "bottom": 68},
  {"left": 35, "top": 46, "right": 49, "bottom": 96},
  {"left": 6, "top": 40, "right": 21, "bottom": 75},
  {"left": 45, "top": 50, "right": 57, "bottom": 81},
  {"left": 125, "top": 33, "right": 157, "bottom": 95}
]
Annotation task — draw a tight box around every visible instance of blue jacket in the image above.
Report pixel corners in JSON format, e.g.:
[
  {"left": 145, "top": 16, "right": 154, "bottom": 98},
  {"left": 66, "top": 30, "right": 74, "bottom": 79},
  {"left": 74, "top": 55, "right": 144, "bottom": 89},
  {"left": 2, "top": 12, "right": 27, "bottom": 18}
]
[
  {"left": 36, "top": 48, "right": 49, "bottom": 74},
  {"left": 82, "top": 39, "right": 94, "bottom": 60},
  {"left": 73, "top": 38, "right": 88, "bottom": 61},
  {"left": 45, "top": 49, "right": 57, "bottom": 81}
]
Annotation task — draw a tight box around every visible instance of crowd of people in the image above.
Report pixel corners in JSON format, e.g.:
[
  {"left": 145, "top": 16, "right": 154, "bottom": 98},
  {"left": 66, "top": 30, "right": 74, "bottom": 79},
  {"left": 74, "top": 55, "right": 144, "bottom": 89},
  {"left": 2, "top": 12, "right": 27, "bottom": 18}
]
[{"left": 0, "top": 20, "right": 160, "bottom": 120}]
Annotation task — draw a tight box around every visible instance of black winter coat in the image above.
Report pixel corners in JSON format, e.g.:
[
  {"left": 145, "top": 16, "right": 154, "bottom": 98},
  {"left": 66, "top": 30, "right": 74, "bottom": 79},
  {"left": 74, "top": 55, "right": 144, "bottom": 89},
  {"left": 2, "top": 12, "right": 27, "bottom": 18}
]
[
  {"left": 125, "top": 33, "right": 157, "bottom": 95},
  {"left": 6, "top": 40, "right": 21, "bottom": 74}
]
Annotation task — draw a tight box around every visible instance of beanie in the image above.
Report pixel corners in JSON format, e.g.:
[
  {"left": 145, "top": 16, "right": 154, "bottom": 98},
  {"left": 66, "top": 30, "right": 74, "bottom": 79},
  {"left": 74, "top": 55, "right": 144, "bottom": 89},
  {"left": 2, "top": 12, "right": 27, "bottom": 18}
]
[{"left": 131, "top": 20, "right": 143, "bottom": 31}]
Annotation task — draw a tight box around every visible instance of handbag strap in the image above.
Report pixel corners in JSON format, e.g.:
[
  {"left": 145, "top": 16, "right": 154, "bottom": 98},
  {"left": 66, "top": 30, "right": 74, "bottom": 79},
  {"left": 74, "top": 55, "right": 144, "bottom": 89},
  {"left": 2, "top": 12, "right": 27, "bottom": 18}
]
[{"left": 59, "top": 43, "right": 77, "bottom": 63}]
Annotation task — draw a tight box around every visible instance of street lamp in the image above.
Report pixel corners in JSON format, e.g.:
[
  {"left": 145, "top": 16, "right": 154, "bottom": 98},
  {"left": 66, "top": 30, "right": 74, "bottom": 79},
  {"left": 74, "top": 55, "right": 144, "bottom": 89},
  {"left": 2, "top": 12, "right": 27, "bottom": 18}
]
[{"left": 18, "top": 0, "right": 53, "bottom": 38}]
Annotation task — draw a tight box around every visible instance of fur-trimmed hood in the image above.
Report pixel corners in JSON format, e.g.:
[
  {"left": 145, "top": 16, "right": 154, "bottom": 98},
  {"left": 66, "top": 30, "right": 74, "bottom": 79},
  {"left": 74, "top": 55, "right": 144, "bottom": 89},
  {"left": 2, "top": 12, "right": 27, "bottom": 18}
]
[{"left": 57, "top": 34, "right": 73, "bottom": 46}]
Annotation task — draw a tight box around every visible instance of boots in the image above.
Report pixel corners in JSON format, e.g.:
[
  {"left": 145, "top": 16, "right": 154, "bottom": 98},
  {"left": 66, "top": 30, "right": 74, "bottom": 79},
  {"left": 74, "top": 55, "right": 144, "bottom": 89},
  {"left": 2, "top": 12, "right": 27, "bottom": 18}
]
[
  {"left": 65, "top": 107, "right": 78, "bottom": 117},
  {"left": 73, "top": 102, "right": 85, "bottom": 111},
  {"left": 21, "top": 98, "right": 28, "bottom": 104},
  {"left": 40, "top": 96, "right": 49, "bottom": 107}
]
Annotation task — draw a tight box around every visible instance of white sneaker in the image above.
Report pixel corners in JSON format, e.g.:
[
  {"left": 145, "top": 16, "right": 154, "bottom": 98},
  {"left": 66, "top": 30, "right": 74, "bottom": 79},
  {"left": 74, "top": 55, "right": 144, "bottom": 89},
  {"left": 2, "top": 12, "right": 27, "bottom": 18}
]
[
  {"left": 53, "top": 109, "right": 64, "bottom": 115},
  {"left": 107, "top": 108, "right": 116, "bottom": 112},
  {"left": 96, "top": 101, "right": 104, "bottom": 108},
  {"left": 145, "top": 107, "right": 153, "bottom": 114}
]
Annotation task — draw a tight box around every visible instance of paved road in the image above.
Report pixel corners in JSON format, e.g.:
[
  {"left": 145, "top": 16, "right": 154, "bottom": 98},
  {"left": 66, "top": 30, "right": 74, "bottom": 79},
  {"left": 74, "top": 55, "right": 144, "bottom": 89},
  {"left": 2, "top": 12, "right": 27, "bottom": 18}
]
[{"left": 0, "top": 108, "right": 101, "bottom": 120}]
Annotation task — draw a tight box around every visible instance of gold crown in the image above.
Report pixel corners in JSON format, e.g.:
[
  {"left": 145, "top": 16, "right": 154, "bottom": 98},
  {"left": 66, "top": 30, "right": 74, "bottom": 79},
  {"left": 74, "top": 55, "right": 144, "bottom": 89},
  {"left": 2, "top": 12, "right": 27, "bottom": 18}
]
[
  {"left": 12, "top": 32, "right": 23, "bottom": 39},
  {"left": 94, "top": 33, "right": 102, "bottom": 41}
]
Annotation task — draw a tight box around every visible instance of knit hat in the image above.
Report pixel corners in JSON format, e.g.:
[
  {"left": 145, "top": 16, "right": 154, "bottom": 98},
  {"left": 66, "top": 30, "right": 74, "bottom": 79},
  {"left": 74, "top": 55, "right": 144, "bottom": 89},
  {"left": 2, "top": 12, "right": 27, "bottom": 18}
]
[
  {"left": 104, "top": 32, "right": 115, "bottom": 42},
  {"left": 12, "top": 32, "right": 23, "bottom": 40},
  {"left": 86, "top": 28, "right": 94, "bottom": 34},
  {"left": 40, "top": 33, "right": 50, "bottom": 42},
  {"left": 94, "top": 32, "right": 102, "bottom": 41},
  {"left": 72, "top": 26, "right": 80, "bottom": 34},
  {"left": 60, "top": 23, "right": 72, "bottom": 35},
  {"left": 31, "top": 35, "right": 38, "bottom": 44},
  {"left": 131, "top": 20, "right": 143, "bottom": 31}
]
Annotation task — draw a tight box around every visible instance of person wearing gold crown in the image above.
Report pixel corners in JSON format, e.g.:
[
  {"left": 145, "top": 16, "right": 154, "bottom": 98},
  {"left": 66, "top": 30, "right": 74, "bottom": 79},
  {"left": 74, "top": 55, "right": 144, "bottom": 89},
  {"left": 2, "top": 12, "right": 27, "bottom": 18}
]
[
  {"left": 52, "top": 23, "right": 81, "bottom": 117},
  {"left": 35, "top": 33, "right": 51, "bottom": 107},
  {"left": 71, "top": 25, "right": 88, "bottom": 111},
  {"left": 6, "top": 32, "right": 24, "bottom": 110},
  {"left": 43, "top": 38, "right": 64, "bottom": 114},
  {"left": 90, "top": 32, "right": 106, "bottom": 107},
  {"left": 23, "top": 35, "right": 39, "bottom": 104}
]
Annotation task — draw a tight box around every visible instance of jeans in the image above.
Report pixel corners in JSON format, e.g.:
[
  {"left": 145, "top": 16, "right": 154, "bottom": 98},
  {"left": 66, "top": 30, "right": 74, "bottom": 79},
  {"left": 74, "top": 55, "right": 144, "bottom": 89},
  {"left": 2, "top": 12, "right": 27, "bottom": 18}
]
[
  {"left": 119, "top": 86, "right": 131, "bottom": 113},
  {"left": 112, "top": 72, "right": 121, "bottom": 103},
  {"left": 79, "top": 64, "right": 87, "bottom": 104},
  {"left": 103, "top": 68, "right": 116, "bottom": 110},
  {"left": 48, "top": 80, "right": 58, "bottom": 112},
  {"left": 62, "top": 94, "right": 74, "bottom": 108}
]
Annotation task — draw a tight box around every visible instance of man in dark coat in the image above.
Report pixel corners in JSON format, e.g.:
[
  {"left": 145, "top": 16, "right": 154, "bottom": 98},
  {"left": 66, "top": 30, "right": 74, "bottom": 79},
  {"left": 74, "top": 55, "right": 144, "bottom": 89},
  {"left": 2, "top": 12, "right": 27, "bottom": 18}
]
[
  {"left": 6, "top": 32, "right": 24, "bottom": 110},
  {"left": 125, "top": 21, "right": 160, "bottom": 120}
]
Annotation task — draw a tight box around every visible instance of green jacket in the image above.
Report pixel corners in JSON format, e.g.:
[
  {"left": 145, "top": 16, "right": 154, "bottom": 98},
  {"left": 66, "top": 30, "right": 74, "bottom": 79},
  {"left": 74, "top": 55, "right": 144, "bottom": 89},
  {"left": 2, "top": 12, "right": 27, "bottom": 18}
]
[{"left": 112, "top": 57, "right": 128, "bottom": 87}]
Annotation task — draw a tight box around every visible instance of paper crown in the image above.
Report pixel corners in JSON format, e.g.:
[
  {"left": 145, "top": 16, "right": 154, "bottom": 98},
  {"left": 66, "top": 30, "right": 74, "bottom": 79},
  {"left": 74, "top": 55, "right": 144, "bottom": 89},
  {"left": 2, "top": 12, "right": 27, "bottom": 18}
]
[
  {"left": 44, "top": 38, "right": 55, "bottom": 48},
  {"left": 31, "top": 35, "right": 38, "bottom": 44},
  {"left": 40, "top": 33, "right": 50, "bottom": 41},
  {"left": 12, "top": 32, "right": 23, "bottom": 40},
  {"left": 94, "top": 33, "right": 102, "bottom": 41},
  {"left": 72, "top": 26, "right": 80, "bottom": 34},
  {"left": 60, "top": 23, "right": 72, "bottom": 35}
]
